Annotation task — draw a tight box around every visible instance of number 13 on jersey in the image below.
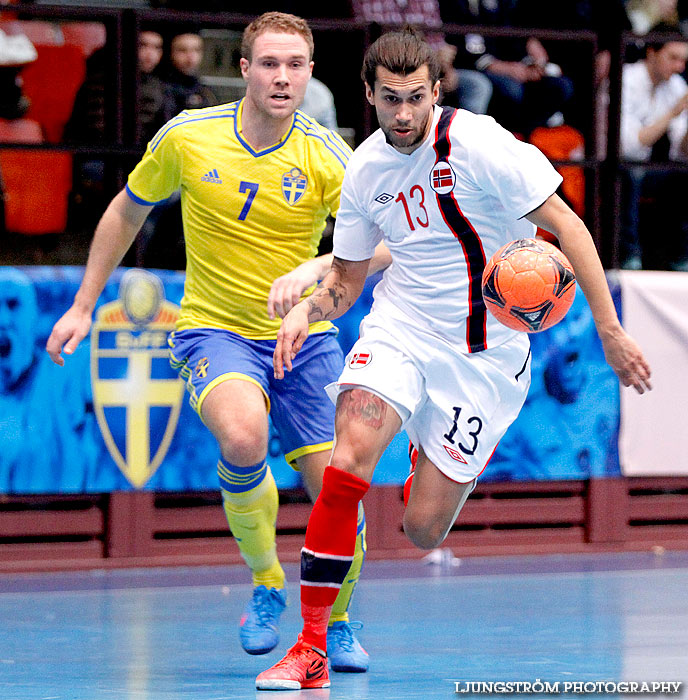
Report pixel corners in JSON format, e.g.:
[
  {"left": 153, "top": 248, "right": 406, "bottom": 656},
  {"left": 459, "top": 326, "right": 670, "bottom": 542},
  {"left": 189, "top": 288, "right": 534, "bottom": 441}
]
[{"left": 396, "top": 185, "right": 429, "bottom": 231}]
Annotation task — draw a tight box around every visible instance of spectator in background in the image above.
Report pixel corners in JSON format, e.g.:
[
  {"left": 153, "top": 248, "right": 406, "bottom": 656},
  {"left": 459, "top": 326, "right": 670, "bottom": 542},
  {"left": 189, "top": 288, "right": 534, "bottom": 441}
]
[
  {"left": 504, "top": 0, "right": 631, "bottom": 143},
  {"left": 620, "top": 26, "right": 688, "bottom": 270},
  {"left": 161, "top": 31, "right": 218, "bottom": 121},
  {"left": 136, "top": 29, "right": 167, "bottom": 146},
  {"left": 439, "top": 0, "right": 574, "bottom": 135},
  {"left": 299, "top": 76, "right": 338, "bottom": 130},
  {"left": 352, "top": 0, "right": 493, "bottom": 114},
  {"left": 66, "top": 28, "right": 166, "bottom": 147},
  {"left": 65, "top": 28, "right": 167, "bottom": 231},
  {"left": 137, "top": 31, "right": 218, "bottom": 269}
]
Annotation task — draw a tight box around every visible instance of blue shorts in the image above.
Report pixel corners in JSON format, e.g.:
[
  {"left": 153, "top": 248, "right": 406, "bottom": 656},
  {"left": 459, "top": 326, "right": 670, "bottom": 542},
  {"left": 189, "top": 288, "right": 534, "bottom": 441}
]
[{"left": 168, "top": 328, "right": 343, "bottom": 465}]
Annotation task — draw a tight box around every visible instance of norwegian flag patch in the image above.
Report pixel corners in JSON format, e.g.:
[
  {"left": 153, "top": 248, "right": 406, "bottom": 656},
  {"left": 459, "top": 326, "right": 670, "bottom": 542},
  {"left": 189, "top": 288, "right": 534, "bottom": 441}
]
[
  {"left": 443, "top": 444, "right": 468, "bottom": 464},
  {"left": 348, "top": 351, "right": 372, "bottom": 369},
  {"left": 429, "top": 162, "right": 456, "bottom": 195}
]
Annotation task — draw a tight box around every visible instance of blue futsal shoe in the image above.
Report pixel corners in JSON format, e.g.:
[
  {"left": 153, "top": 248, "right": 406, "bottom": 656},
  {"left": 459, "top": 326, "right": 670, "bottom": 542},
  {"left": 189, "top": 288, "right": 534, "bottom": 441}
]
[
  {"left": 327, "top": 621, "right": 369, "bottom": 673},
  {"left": 239, "top": 585, "right": 287, "bottom": 655}
]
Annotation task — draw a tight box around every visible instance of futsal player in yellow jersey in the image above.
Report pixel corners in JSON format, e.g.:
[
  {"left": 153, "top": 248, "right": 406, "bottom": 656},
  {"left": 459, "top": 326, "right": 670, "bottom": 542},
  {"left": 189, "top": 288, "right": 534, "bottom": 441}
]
[{"left": 47, "top": 12, "right": 390, "bottom": 672}]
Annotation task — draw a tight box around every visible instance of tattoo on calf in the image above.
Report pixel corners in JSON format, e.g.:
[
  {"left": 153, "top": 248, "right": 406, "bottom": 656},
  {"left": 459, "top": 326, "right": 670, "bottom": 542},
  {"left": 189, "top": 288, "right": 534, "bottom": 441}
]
[{"left": 338, "top": 389, "right": 387, "bottom": 429}]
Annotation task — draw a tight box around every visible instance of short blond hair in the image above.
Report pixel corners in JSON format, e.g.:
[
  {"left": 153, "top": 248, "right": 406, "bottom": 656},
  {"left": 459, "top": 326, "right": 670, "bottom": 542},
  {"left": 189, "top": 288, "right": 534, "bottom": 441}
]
[{"left": 241, "top": 12, "right": 314, "bottom": 62}]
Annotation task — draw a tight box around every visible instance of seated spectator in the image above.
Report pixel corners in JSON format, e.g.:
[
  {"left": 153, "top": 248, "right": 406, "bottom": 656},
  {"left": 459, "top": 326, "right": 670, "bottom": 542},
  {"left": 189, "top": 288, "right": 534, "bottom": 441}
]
[
  {"left": 136, "top": 29, "right": 167, "bottom": 146},
  {"left": 352, "top": 0, "right": 493, "bottom": 114},
  {"left": 65, "top": 28, "right": 165, "bottom": 147},
  {"left": 505, "top": 0, "right": 630, "bottom": 145},
  {"left": 620, "top": 26, "right": 688, "bottom": 270},
  {"left": 65, "top": 28, "right": 166, "bottom": 231},
  {"left": 161, "top": 31, "right": 218, "bottom": 121},
  {"left": 439, "top": 0, "right": 574, "bottom": 135}
]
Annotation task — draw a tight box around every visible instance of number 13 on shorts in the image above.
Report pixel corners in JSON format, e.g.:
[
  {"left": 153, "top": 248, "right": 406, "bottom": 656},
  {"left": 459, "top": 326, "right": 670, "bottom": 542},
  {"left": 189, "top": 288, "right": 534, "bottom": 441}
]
[{"left": 443, "top": 406, "right": 483, "bottom": 458}]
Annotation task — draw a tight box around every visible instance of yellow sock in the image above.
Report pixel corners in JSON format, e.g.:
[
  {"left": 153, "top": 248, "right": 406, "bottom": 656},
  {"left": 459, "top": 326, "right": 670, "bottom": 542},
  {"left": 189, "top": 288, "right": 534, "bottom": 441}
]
[
  {"left": 329, "top": 501, "right": 366, "bottom": 624},
  {"left": 220, "top": 462, "right": 285, "bottom": 590}
]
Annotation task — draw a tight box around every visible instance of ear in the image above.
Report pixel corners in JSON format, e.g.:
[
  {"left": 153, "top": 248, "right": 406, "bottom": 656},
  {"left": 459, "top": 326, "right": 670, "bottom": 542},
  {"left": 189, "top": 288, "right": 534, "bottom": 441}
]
[
  {"left": 240, "top": 57, "right": 249, "bottom": 80},
  {"left": 365, "top": 82, "right": 375, "bottom": 106},
  {"left": 309, "top": 60, "right": 314, "bottom": 78},
  {"left": 431, "top": 80, "right": 441, "bottom": 105}
]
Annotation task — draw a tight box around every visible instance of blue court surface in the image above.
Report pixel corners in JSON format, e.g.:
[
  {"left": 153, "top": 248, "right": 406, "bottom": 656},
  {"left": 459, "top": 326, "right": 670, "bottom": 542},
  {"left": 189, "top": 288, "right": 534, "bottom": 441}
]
[{"left": 0, "top": 551, "right": 686, "bottom": 700}]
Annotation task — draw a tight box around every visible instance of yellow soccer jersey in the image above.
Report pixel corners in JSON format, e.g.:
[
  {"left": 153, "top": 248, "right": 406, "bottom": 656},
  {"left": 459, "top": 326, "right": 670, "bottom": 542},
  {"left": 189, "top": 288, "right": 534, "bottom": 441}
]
[{"left": 126, "top": 100, "right": 352, "bottom": 338}]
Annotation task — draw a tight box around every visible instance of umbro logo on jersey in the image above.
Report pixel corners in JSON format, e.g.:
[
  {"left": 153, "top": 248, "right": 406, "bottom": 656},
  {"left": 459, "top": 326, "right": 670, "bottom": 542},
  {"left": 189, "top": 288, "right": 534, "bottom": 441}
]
[
  {"left": 201, "top": 169, "right": 222, "bottom": 184},
  {"left": 443, "top": 444, "right": 468, "bottom": 464},
  {"left": 349, "top": 351, "right": 372, "bottom": 368},
  {"left": 429, "top": 162, "right": 456, "bottom": 195},
  {"left": 374, "top": 193, "right": 394, "bottom": 204}
]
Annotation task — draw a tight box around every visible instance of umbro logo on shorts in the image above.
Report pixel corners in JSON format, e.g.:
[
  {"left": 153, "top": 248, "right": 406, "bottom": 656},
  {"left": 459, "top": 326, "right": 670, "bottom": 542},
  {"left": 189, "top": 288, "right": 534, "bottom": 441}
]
[
  {"left": 349, "top": 351, "right": 372, "bottom": 368},
  {"left": 443, "top": 444, "right": 468, "bottom": 464},
  {"left": 374, "top": 192, "right": 393, "bottom": 204}
]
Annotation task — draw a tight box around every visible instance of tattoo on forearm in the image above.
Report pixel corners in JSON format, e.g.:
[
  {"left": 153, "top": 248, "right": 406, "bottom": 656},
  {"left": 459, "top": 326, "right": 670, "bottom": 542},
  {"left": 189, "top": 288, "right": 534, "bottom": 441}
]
[
  {"left": 337, "top": 389, "right": 387, "bottom": 430},
  {"left": 306, "top": 277, "right": 351, "bottom": 321},
  {"left": 307, "top": 295, "right": 326, "bottom": 320}
]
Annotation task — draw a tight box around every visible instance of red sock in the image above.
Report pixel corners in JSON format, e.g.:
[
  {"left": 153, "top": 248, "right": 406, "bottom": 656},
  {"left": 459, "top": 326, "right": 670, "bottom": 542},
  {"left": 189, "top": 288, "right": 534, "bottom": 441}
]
[{"left": 300, "top": 465, "right": 370, "bottom": 651}]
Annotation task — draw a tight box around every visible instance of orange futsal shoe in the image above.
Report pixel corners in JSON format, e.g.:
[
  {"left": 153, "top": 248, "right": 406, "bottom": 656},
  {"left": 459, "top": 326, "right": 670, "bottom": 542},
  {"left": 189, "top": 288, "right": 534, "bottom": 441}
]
[{"left": 255, "top": 634, "right": 330, "bottom": 690}]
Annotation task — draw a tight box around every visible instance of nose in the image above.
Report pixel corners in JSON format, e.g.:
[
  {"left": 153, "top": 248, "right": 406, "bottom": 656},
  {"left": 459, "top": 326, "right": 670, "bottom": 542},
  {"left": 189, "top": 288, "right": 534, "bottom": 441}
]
[
  {"left": 274, "top": 63, "right": 289, "bottom": 85},
  {"left": 396, "top": 102, "right": 412, "bottom": 123}
]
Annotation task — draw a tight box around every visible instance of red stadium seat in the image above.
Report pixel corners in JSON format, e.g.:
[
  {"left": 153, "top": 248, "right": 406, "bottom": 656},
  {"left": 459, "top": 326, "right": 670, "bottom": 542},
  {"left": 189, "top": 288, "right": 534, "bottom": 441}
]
[
  {"left": 0, "top": 118, "right": 43, "bottom": 144},
  {"left": 61, "top": 22, "right": 106, "bottom": 58},
  {"left": 0, "top": 150, "right": 72, "bottom": 234},
  {"left": 0, "top": 19, "right": 63, "bottom": 47},
  {"left": 21, "top": 44, "right": 86, "bottom": 143}
]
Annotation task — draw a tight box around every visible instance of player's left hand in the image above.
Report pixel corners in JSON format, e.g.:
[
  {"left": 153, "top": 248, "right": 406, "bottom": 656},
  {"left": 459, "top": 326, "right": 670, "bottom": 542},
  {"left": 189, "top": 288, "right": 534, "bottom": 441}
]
[
  {"left": 268, "top": 262, "right": 320, "bottom": 320},
  {"left": 601, "top": 326, "right": 652, "bottom": 394},
  {"left": 273, "top": 303, "right": 311, "bottom": 379}
]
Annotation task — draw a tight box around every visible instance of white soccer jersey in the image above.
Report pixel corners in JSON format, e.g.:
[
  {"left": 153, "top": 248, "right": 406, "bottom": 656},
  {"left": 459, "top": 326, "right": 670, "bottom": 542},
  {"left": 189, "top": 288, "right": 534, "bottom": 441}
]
[{"left": 334, "top": 105, "right": 563, "bottom": 353}]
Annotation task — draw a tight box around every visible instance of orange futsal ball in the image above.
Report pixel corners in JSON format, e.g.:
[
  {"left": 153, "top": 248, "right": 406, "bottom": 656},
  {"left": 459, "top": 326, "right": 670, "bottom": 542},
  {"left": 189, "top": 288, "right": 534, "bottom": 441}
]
[{"left": 481, "top": 238, "right": 576, "bottom": 333}]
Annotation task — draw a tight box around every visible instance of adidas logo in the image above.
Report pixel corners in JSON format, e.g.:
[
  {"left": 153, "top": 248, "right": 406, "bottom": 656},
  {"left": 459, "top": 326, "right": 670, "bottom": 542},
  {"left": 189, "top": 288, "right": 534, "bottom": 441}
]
[{"left": 201, "top": 168, "right": 222, "bottom": 184}]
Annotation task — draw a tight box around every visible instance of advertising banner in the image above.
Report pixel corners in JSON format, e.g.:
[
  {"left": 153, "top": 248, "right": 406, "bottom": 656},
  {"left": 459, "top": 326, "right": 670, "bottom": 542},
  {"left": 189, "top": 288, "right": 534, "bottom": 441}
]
[{"left": 0, "top": 266, "right": 621, "bottom": 493}]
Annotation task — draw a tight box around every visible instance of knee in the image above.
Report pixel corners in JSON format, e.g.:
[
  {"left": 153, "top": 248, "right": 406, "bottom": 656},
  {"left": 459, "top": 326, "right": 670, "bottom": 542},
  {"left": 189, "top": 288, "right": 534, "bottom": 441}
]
[
  {"left": 215, "top": 423, "right": 267, "bottom": 466},
  {"left": 329, "top": 446, "right": 373, "bottom": 483},
  {"left": 402, "top": 512, "right": 448, "bottom": 551}
]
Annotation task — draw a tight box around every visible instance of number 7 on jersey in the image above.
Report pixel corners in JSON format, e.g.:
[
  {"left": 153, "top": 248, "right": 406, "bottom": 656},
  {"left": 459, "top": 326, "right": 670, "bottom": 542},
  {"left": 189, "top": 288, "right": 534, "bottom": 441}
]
[{"left": 238, "top": 181, "right": 259, "bottom": 221}]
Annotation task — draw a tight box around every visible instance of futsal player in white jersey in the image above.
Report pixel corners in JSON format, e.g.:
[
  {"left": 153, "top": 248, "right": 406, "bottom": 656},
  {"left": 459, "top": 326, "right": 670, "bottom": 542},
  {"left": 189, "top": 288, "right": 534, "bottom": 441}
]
[{"left": 257, "top": 29, "right": 652, "bottom": 691}]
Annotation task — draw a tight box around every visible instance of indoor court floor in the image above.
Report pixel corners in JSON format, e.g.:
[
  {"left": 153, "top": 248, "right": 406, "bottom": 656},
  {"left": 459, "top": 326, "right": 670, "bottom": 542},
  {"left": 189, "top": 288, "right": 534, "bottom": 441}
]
[{"left": 0, "top": 551, "right": 686, "bottom": 700}]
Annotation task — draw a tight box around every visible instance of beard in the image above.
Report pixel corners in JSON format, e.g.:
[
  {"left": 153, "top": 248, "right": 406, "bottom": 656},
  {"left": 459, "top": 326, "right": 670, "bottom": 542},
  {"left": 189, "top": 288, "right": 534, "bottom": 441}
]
[{"left": 381, "top": 109, "right": 432, "bottom": 152}]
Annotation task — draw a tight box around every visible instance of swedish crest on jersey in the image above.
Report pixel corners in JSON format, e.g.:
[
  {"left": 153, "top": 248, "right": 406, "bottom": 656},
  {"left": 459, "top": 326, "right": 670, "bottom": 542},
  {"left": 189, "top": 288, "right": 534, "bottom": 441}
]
[
  {"left": 91, "top": 269, "right": 184, "bottom": 488},
  {"left": 282, "top": 167, "right": 308, "bottom": 205}
]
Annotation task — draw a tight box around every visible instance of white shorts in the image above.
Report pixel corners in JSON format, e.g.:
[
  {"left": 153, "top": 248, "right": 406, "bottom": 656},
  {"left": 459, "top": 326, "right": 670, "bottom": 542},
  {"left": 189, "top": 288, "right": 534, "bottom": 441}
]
[{"left": 326, "top": 309, "right": 531, "bottom": 483}]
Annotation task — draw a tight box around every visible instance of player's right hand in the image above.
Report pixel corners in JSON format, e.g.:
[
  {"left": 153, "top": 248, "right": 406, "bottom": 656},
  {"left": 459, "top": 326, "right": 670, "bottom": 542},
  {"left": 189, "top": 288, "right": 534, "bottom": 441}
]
[
  {"left": 273, "top": 303, "right": 311, "bottom": 379},
  {"left": 46, "top": 306, "right": 92, "bottom": 366}
]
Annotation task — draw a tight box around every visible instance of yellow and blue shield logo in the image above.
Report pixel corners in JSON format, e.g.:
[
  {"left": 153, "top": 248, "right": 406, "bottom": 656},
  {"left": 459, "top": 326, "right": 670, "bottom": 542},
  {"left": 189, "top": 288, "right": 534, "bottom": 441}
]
[
  {"left": 281, "top": 167, "right": 308, "bottom": 205},
  {"left": 90, "top": 270, "right": 185, "bottom": 488}
]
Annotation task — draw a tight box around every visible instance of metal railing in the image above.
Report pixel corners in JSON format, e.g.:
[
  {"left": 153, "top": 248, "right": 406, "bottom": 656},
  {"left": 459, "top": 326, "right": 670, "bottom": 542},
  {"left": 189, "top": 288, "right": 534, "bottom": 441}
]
[{"left": 1, "top": 5, "right": 682, "bottom": 269}]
